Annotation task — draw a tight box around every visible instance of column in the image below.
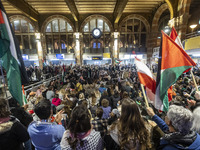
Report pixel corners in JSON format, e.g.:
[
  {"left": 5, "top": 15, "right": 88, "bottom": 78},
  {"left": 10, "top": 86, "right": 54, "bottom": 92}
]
[
  {"left": 35, "top": 33, "right": 43, "bottom": 69},
  {"left": 168, "top": 14, "right": 190, "bottom": 40},
  {"left": 74, "top": 32, "right": 81, "bottom": 65},
  {"left": 113, "top": 32, "right": 120, "bottom": 59}
]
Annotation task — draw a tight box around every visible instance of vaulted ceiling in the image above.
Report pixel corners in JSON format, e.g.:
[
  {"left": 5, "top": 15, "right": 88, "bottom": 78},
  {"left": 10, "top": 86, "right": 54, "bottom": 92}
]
[
  {"left": 2, "top": 0, "right": 166, "bottom": 22},
  {"left": 124, "top": 0, "right": 164, "bottom": 13}
]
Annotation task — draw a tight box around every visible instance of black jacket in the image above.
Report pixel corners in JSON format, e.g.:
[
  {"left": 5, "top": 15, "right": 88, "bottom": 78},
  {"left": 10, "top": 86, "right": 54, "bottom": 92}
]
[{"left": 0, "top": 116, "right": 30, "bottom": 150}]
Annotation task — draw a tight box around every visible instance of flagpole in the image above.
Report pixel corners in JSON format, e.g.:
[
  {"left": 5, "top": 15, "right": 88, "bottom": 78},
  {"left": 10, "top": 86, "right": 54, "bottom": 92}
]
[
  {"left": 191, "top": 69, "right": 199, "bottom": 91},
  {"left": 140, "top": 84, "right": 149, "bottom": 107}
]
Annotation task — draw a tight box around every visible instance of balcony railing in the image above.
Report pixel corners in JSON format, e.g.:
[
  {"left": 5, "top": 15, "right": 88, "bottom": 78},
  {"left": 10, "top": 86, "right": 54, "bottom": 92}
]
[{"left": 185, "top": 32, "right": 200, "bottom": 39}]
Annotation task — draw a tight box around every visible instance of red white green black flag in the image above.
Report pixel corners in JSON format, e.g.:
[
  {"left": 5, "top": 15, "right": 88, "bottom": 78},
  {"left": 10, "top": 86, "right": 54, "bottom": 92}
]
[
  {"left": 155, "top": 31, "right": 196, "bottom": 111},
  {"left": 0, "top": 1, "right": 29, "bottom": 105}
]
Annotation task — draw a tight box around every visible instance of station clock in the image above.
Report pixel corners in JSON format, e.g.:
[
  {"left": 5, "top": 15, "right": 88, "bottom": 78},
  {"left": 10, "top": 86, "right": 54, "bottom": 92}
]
[{"left": 92, "top": 28, "right": 102, "bottom": 39}]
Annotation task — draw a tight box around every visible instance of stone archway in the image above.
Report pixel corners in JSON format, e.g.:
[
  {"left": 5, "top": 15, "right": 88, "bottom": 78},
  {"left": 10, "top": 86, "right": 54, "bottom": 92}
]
[
  {"left": 152, "top": 3, "right": 170, "bottom": 32},
  {"left": 41, "top": 15, "right": 75, "bottom": 34},
  {"left": 9, "top": 15, "right": 38, "bottom": 31},
  {"left": 119, "top": 14, "right": 150, "bottom": 33},
  {"left": 80, "top": 15, "right": 113, "bottom": 32}
]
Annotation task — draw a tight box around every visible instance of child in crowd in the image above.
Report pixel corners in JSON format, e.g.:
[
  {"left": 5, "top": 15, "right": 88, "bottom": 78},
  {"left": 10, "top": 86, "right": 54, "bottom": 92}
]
[
  {"left": 100, "top": 99, "right": 111, "bottom": 119},
  {"left": 92, "top": 107, "right": 108, "bottom": 137}
]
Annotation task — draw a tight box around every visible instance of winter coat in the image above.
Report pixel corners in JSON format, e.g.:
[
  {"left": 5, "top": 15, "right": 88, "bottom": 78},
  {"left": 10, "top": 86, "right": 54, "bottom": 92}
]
[
  {"left": 0, "top": 116, "right": 30, "bottom": 150},
  {"left": 159, "top": 131, "right": 200, "bottom": 150}
]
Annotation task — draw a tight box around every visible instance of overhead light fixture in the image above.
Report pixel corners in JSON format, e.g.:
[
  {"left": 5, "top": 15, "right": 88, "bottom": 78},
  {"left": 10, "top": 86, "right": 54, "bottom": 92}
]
[{"left": 190, "top": 24, "right": 197, "bottom": 29}]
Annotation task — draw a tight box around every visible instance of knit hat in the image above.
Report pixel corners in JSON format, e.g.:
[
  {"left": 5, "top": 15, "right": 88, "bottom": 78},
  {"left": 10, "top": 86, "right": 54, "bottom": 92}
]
[{"left": 112, "top": 109, "right": 120, "bottom": 118}]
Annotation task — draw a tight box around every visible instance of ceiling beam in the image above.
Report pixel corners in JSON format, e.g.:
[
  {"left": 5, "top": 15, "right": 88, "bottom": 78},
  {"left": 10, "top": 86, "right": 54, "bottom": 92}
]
[
  {"left": 6, "top": 0, "right": 39, "bottom": 22},
  {"left": 113, "top": 0, "right": 129, "bottom": 24},
  {"left": 65, "top": 0, "right": 79, "bottom": 22}
]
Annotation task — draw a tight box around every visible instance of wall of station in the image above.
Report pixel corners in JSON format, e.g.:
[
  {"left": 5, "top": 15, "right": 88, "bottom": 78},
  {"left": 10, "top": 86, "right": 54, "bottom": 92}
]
[{"left": 8, "top": 0, "right": 199, "bottom": 66}]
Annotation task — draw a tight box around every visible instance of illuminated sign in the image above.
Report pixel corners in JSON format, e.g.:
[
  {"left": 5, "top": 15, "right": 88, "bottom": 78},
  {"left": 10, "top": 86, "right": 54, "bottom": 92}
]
[
  {"left": 92, "top": 57, "right": 103, "bottom": 60},
  {"left": 22, "top": 54, "right": 29, "bottom": 60},
  {"left": 56, "top": 54, "right": 64, "bottom": 59}
]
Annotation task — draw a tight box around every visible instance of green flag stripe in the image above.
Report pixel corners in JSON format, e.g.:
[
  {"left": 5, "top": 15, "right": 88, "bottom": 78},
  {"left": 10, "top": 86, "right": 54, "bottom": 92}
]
[
  {"left": 160, "top": 66, "right": 192, "bottom": 111},
  {"left": 0, "top": 22, "right": 22, "bottom": 106}
]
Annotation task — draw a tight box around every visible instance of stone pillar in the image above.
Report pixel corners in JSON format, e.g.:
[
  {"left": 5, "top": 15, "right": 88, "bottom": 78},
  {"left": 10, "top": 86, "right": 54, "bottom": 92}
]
[
  {"left": 113, "top": 32, "right": 120, "bottom": 59},
  {"left": 177, "top": 14, "right": 189, "bottom": 40},
  {"left": 74, "top": 32, "right": 81, "bottom": 65},
  {"left": 80, "top": 33, "right": 83, "bottom": 65},
  {"left": 111, "top": 32, "right": 120, "bottom": 65},
  {"left": 35, "top": 33, "right": 43, "bottom": 69},
  {"left": 168, "top": 13, "right": 190, "bottom": 40}
]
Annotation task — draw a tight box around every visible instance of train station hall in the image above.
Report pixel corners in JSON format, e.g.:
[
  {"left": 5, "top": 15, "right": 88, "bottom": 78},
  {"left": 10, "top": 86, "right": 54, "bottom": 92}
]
[{"left": 0, "top": 0, "right": 200, "bottom": 150}]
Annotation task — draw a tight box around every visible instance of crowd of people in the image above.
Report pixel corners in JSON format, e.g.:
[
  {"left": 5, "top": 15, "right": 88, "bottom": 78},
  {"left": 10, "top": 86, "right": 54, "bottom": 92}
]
[
  {"left": 1, "top": 64, "right": 200, "bottom": 150},
  {"left": 26, "top": 65, "right": 64, "bottom": 82}
]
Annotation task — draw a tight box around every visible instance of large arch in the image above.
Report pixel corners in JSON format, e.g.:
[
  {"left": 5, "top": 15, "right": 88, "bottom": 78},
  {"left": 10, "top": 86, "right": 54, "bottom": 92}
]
[
  {"left": 119, "top": 14, "right": 150, "bottom": 33},
  {"left": 9, "top": 15, "right": 38, "bottom": 31},
  {"left": 80, "top": 15, "right": 113, "bottom": 32},
  {"left": 165, "top": 0, "right": 174, "bottom": 19},
  {"left": 152, "top": 3, "right": 170, "bottom": 32},
  {"left": 41, "top": 15, "right": 75, "bottom": 33}
]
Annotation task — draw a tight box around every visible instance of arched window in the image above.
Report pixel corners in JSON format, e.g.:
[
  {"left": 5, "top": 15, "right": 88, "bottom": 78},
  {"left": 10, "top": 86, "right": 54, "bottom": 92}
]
[
  {"left": 158, "top": 10, "right": 170, "bottom": 32},
  {"left": 119, "top": 18, "right": 147, "bottom": 53},
  {"left": 81, "top": 17, "right": 112, "bottom": 54},
  {"left": 45, "top": 18, "right": 74, "bottom": 54},
  {"left": 83, "top": 19, "right": 110, "bottom": 32},
  {"left": 10, "top": 18, "right": 36, "bottom": 54}
]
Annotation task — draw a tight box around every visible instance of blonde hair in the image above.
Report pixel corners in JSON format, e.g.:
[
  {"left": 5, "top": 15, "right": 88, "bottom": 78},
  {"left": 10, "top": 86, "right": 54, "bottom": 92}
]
[
  {"left": 79, "top": 93, "right": 85, "bottom": 100},
  {"left": 34, "top": 97, "right": 44, "bottom": 105},
  {"left": 60, "top": 89, "right": 66, "bottom": 95},
  {"left": 91, "top": 93, "right": 97, "bottom": 106}
]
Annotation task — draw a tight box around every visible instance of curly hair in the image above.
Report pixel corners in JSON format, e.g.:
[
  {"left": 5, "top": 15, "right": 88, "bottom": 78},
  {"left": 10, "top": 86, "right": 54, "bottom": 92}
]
[
  {"left": 192, "top": 107, "right": 200, "bottom": 133},
  {"left": 167, "top": 105, "right": 193, "bottom": 134},
  {"left": 0, "top": 98, "right": 10, "bottom": 118}
]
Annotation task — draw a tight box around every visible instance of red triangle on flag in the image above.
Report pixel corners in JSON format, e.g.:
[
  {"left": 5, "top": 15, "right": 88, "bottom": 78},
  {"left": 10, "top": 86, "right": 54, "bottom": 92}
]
[{"left": 161, "top": 31, "right": 196, "bottom": 70}]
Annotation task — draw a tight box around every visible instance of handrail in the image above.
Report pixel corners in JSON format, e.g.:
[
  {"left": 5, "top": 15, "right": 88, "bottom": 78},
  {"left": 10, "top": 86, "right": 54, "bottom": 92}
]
[
  {"left": 2, "top": 73, "right": 62, "bottom": 101},
  {"left": 24, "top": 74, "right": 61, "bottom": 90},
  {"left": 24, "top": 74, "right": 62, "bottom": 96}
]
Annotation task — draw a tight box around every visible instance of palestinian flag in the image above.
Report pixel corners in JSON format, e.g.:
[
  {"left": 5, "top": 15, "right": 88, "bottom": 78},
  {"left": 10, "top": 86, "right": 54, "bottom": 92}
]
[
  {"left": 155, "top": 31, "right": 196, "bottom": 111},
  {"left": 167, "top": 27, "right": 184, "bottom": 101},
  {"left": 22, "top": 85, "right": 27, "bottom": 105},
  {"left": 0, "top": 1, "right": 28, "bottom": 106},
  {"left": 135, "top": 57, "right": 156, "bottom": 104},
  {"left": 170, "top": 27, "right": 184, "bottom": 49},
  {"left": 114, "top": 58, "right": 122, "bottom": 64}
]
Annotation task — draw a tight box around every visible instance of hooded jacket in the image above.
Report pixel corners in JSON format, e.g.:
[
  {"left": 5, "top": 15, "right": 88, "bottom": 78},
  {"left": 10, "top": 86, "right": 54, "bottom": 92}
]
[{"left": 159, "top": 131, "right": 200, "bottom": 150}]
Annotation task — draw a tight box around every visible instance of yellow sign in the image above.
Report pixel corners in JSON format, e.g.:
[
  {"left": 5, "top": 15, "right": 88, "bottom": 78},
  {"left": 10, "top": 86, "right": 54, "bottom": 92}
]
[
  {"left": 103, "top": 53, "right": 110, "bottom": 58},
  {"left": 185, "top": 36, "right": 200, "bottom": 50}
]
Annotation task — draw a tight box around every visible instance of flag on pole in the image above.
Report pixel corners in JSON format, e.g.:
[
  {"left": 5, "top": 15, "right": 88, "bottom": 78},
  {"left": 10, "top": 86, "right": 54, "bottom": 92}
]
[
  {"left": 167, "top": 27, "right": 187, "bottom": 101},
  {"left": 135, "top": 57, "right": 156, "bottom": 104},
  {"left": 22, "top": 85, "right": 27, "bottom": 105},
  {"left": 0, "top": 1, "right": 29, "bottom": 105},
  {"left": 170, "top": 27, "right": 184, "bottom": 49},
  {"left": 114, "top": 58, "right": 122, "bottom": 64},
  {"left": 155, "top": 31, "right": 196, "bottom": 111}
]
